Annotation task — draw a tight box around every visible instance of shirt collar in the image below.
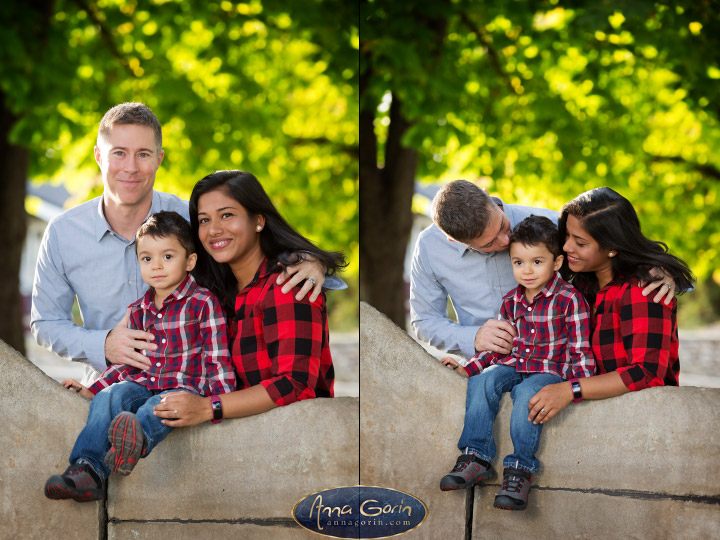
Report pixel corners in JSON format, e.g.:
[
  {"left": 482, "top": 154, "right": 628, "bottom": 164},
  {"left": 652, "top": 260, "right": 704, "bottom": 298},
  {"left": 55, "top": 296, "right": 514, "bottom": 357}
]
[
  {"left": 139, "top": 273, "right": 196, "bottom": 310},
  {"left": 94, "top": 191, "right": 161, "bottom": 243},
  {"left": 237, "top": 258, "right": 274, "bottom": 294}
]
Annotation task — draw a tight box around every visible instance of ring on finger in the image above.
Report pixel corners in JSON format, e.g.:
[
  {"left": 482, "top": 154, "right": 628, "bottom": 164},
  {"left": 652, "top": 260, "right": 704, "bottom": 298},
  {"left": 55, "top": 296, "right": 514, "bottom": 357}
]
[
  {"left": 663, "top": 283, "right": 672, "bottom": 290},
  {"left": 308, "top": 277, "right": 316, "bottom": 286},
  {"left": 541, "top": 408, "right": 546, "bottom": 413}
]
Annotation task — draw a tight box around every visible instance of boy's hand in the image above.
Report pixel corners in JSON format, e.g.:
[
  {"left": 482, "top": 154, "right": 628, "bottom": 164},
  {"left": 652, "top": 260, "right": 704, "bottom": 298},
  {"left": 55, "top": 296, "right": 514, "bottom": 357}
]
[
  {"left": 276, "top": 256, "right": 326, "bottom": 302},
  {"left": 62, "top": 378, "right": 93, "bottom": 399},
  {"left": 105, "top": 308, "right": 155, "bottom": 370},
  {"left": 441, "top": 357, "right": 470, "bottom": 378},
  {"left": 640, "top": 268, "right": 676, "bottom": 305},
  {"left": 474, "top": 319, "right": 515, "bottom": 355}
]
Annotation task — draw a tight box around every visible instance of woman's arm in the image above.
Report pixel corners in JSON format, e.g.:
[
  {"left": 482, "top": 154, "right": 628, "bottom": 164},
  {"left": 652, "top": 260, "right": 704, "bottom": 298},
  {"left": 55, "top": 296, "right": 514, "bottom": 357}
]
[
  {"left": 153, "top": 385, "right": 277, "bottom": 427},
  {"left": 527, "top": 371, "right": 629, "bottom": 424}
]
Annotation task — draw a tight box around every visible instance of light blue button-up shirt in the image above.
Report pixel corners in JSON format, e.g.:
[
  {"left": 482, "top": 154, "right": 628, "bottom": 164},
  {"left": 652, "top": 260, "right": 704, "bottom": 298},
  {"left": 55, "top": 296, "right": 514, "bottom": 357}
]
[
  {"left": 409, "top": 201, "right": 559, "bottom": 359},
  {"left": 31, "top": 190, "right": 346, "bottom": 381},
  {"left": 31, "top": 191, "right": 190, "bottom": 379}
]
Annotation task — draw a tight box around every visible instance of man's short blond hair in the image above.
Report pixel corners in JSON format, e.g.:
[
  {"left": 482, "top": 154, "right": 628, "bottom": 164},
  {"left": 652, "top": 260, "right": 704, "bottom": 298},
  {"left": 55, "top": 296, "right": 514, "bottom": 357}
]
[{"left": 97, "top": 102, "right": 162, "bottom": 151}]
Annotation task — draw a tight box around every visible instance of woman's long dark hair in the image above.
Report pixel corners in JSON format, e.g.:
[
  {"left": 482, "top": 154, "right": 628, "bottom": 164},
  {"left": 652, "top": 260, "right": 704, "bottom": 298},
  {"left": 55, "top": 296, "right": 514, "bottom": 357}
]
[
  {"left": 559, "top": 187, "right": 694, "bottom": 305},
  {"left": 190, "top": 170, "right": 346, "bottom": 314}
]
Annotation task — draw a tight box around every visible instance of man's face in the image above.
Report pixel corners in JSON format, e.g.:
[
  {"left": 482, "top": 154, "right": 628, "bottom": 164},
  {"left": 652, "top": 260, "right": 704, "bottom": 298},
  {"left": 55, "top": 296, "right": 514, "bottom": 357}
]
[
  {"left": 95, "top": 124, "right": 164, "bottom": 209},
  {"left": 463, "top": 205, "right": 512, "bottom": 253}
]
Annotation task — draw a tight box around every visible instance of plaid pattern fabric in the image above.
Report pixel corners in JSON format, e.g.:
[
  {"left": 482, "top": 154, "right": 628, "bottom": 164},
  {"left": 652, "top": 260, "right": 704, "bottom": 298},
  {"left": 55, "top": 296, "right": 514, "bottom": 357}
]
[
  {"left": 593, "top": 279, "right": 679, "bottom": 390},
  {"left": 232, "top": 259, "right": 333, "bottom": 406},
  {"left": 88, "top": 274, "right": 235, "bottom": 396},
  {"left": 465, "top": 272, "right": 595, "bottom": 379}
]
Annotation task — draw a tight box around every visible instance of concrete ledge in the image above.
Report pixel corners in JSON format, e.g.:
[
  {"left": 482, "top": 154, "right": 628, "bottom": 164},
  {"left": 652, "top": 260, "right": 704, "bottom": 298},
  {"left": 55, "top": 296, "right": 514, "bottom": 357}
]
[
  {"left": 0, "top": 339, "right": 358, "bottom": 540},
  {"left": 359, "top": 302, "right": 720, "bottom": 540}
]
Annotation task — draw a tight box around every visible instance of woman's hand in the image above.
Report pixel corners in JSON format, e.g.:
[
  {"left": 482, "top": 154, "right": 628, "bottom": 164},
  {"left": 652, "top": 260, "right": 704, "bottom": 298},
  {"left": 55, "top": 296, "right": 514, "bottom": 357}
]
[
  {"left": 62, "top": 378, "right": 93, "bottom": 399},
  {"left": 276, "top": 256, "right": 326, "bottom": 302},
  {"left": 527, "top": 381, "right": 573, "bottom": 424},
  {"left": 153, "top": 391, "right": 212, "bottom": 427},
  {"left": 640, "top": 268, "right": 676, "bottom": 305},
  {"left": 441, "top": 357, "right": 470, "bottom": 378}
]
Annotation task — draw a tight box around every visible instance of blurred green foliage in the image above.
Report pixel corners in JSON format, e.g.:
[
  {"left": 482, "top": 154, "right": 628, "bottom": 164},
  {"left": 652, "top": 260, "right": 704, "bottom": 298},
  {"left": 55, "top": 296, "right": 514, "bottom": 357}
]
[
  {"left": 363, "top": 0, "right": 720, "bottom": 324},
  {"left": 1, "top": 0, "right": 358, "bottom": 329}
]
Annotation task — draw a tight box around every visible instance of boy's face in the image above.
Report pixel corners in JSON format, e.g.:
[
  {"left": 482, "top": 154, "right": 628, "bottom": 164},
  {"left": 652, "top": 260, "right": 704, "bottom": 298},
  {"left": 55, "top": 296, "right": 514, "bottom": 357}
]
[
  {"left": 510, "top": 242, "right": 563, "bottom": 298},
  {"left": 136, "top": 234, "right": 197, "bottom": 300}
]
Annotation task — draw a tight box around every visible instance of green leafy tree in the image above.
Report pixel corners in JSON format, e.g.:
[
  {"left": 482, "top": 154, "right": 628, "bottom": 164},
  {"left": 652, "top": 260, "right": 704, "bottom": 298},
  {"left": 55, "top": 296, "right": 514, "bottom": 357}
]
[
  {"left": 361, "top": 0, "right": 720, "bottom": 327},
  {"left": 1, "top": 0, "right": 359, "bottom": 353}
]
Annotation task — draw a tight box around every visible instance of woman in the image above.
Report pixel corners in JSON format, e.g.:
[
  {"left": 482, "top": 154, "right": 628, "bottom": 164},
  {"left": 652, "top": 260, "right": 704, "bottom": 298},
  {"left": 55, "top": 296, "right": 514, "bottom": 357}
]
[
  {"left": 153, "top": 170, "right": 345, "bottom": 426},
  {"left": 528, "top": 187, "right": 694, "bottom": 424}
]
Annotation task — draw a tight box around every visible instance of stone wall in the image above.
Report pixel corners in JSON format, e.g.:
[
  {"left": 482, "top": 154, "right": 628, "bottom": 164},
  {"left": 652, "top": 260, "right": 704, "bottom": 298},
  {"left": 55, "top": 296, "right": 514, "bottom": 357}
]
[
  {"left": 360, "top": 302, "right": 720, "bottom": 540},
  {"left": 0, "top": 339, "right": 358, "bottom": 540}
]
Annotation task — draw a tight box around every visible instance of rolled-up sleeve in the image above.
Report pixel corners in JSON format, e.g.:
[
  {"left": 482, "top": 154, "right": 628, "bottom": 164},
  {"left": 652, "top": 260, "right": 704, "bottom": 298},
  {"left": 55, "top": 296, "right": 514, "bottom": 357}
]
[
  {"left": 259, "top": 288, "right": 325, "bottom": 406},
  {"left": 617, "top": 287, "right": 675, "bottom": 391},
  {"left": 200, "top": 296, "right": 236, "bottom": 395}
]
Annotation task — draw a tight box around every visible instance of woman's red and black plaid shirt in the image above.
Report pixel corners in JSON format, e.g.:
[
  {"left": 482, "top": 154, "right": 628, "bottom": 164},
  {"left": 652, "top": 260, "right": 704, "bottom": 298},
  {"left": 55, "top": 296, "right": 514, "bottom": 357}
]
[
  {"left": 592, "top": 278, "right": 679, "bottom": 390},
  {"left": 231, "top": 259, "right": 334, "bottom": 406}
]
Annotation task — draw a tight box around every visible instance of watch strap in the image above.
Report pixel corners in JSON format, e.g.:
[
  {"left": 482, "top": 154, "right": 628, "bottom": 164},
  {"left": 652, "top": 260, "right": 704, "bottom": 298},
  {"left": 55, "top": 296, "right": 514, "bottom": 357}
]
[{"left": 210, "top": 395, "right": 223, "bottom": 424}]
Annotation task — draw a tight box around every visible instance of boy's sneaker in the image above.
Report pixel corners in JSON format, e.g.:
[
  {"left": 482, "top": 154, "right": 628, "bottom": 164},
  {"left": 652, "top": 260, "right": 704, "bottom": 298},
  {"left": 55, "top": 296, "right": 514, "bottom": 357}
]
[
  {"left": 44, "top": 462, "right": 104, "bottom": 502},
  {"left": 440, "top": 454, "right": 494, "bottom": 491},
  {"left": 105, "top": 412, "right": 146, "bottom": 476},
  {"left": 494, "top": 466, "right": 533, "bottom": 511}
]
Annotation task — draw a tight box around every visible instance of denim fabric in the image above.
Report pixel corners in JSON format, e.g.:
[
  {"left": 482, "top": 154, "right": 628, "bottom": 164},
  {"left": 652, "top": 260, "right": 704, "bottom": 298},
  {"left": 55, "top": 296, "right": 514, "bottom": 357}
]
[
  {"left": 457, "top": 364, "right": 564, "bottom": 473},
  {"left": 70, "top": 381, "right": 186, "bottom": 479}
]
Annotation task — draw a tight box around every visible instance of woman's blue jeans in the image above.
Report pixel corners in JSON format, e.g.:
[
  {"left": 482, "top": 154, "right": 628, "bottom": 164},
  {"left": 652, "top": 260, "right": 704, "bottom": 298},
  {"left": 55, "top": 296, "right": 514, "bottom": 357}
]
[
  {"left": 457, "top": 364, "right": 564, "bottom": 473},
  {"left": 70, "top": 381, "right": 185, "bottom": 480}
]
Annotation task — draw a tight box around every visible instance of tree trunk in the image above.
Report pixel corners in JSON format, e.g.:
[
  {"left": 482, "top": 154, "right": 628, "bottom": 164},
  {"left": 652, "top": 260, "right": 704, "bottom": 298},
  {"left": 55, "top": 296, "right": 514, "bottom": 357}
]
[
  {"left": 360, "top": 96, "right": 418, "bottom": 327},
  {"left": 0, "top": 90, "right": 28, "bottom": 355}
]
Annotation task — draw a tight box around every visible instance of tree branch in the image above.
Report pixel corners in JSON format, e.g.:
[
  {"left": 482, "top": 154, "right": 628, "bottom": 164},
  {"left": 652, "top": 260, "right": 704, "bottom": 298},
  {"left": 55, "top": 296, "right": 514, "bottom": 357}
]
[
  {"left": 458, "top": 10, "right": 518, "bottom": 96},
  {"left": 72, "top": 0, "right": 136, "bottom": 79},
  {"left": 648, "top": 154, "right": 720, "bottom": 181}
]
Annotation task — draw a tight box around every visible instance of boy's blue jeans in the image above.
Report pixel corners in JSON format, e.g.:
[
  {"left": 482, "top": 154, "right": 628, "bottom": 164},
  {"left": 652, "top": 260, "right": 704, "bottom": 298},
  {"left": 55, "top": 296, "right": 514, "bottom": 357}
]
[
  {"left": 70, "top": 381, "right": 186, "bottom": 480},
  {"left": 458, "top": 364, "right": 564, "bottom": 473}
]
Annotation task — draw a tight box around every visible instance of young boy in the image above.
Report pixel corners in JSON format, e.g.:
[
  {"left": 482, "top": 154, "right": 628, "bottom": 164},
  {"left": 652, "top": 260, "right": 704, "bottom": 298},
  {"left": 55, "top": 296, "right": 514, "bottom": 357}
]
[
  {"left": 439, "top": 215, "right": 595, "bottom": 510},
  {"left": 44, "top": 211, "right": 236, "bottom": 502}
]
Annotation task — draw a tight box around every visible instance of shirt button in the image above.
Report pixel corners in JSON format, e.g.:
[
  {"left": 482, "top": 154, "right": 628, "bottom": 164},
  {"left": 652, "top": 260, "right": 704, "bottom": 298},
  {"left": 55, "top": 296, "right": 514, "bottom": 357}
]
[
  {"left": 519, "top": 359, "right": 524, "bottom": 362},
  {"left": 150, "top": 377, "right": 155, "bottom": 382},
  {"left": 531, "top": 329, "right": 535, "bottom": 333},
  {"left": 525, "top": 349, "right": 530, "bottom": 353},
  {"left": 156, "top": 362, "right": 161, "bottom": 367},
  {"left": 162, "top": 338, "right": 166, "bottom": 344},
  {"left": 157, "top": 313, "right": 162, "bottom": 318},
  {"left": 527, "top": 307, "right": 532, "bottom": 311}
]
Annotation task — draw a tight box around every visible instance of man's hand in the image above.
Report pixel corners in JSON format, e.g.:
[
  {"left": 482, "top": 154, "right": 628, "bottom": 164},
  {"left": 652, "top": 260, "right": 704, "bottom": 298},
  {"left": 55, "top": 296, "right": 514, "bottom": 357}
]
[
  {"left": 440, "top": 357, "right": 470, "bottom": 377},
  {"left": 640, "top": 268, "right": 676, "bottom": 305},
  {"left": 276, "top": 256, "right": 326, "bottom": 302},
  {"left": 474, "top": 319, "right": 515, "bottom": 355},
  {"left": 104, "top": 308, "right": 155, "bottom": 370},
  {"left": 61, "top": 378, "right": 93, "bottom": 399}
]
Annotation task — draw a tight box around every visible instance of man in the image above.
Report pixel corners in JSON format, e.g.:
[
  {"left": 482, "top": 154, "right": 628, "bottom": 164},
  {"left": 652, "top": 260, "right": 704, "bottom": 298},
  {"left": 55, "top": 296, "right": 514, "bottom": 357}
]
[
  {"left": 409, "top": 180, "right": 673, "bottom": 360},
  {"left": 31, "top": 102, "right": 328, "bottom": 384}
]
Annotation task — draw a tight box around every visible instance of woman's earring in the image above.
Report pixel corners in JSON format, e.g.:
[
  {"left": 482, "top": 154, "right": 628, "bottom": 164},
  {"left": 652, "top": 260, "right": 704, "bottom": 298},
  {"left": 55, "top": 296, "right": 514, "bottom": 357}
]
[
  {"left": 256, "top": 225, "right": 262, "bottom": 232},
  {"left": 609, "top": 251, "right": 616, "bottom": 258}
]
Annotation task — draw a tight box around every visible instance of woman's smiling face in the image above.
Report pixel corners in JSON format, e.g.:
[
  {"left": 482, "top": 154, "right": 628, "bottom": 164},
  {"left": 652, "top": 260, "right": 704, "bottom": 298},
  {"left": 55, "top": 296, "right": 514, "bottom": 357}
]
[
  {"left": 196, "top": 188, "right": 264, "bottom": 266},
  {"left": 563, "top": 214, "right": 612, "bottom": 275}
]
